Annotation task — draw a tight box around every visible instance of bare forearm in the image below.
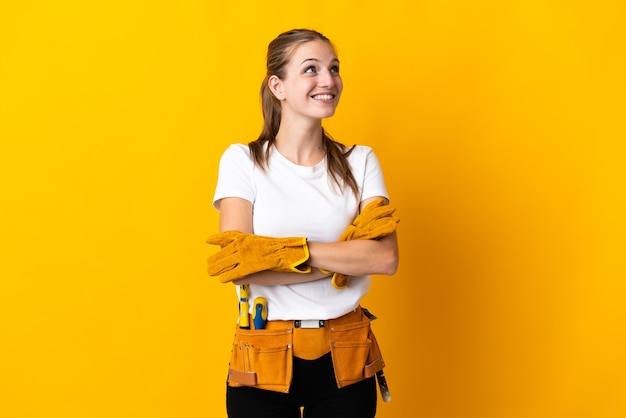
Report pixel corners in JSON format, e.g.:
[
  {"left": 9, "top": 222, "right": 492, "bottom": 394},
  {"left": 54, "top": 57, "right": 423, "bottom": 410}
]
[{"left": 308, "top": 232, "right": 399, "bottom": 277}]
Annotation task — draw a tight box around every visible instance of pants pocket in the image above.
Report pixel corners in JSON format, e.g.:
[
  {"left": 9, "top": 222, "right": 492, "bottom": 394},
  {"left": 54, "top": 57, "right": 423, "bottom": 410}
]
[{"left": 228, "top": 326, "right": 293, "bottom": 393}]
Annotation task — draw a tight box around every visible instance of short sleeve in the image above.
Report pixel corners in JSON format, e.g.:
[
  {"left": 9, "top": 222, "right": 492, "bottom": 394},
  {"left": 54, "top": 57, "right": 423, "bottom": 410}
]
[
  {"left": 355, "top": 147, "right": 389, "bottom": 202},
  {"left": 212, "top": 144, "right": 256, "bottom": 210}
]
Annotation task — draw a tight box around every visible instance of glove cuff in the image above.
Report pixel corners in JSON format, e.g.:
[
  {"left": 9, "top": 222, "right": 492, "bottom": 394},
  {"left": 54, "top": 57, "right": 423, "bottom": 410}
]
[{"left": 331, "top": 272, "right": 348, "bottom": 290}]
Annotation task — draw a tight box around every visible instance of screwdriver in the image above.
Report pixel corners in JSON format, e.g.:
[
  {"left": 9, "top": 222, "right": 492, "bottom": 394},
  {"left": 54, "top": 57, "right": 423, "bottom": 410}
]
[
  {"left": 238, "top": 285, "right": 250, "bottom": 329},
  {"left": 253, "top": 297, "right": 268, "bottom": 330}
]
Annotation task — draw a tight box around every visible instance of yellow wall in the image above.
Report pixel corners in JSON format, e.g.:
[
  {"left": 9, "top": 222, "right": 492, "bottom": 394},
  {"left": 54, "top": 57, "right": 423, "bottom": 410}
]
[{"left": 1, "top": 1, "right": 625, "bottom": 417}]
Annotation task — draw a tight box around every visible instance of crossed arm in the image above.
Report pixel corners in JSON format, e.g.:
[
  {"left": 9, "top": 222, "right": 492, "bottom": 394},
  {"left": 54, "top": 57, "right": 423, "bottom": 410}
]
[{"left": 217, "top": 196, "right": 399, "bottom": 286}]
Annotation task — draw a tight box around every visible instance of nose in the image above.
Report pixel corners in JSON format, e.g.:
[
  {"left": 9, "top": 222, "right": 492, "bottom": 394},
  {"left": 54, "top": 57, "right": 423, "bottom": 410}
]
[{"left": 318, "top": 69, "right": 336, "bottom": 88}]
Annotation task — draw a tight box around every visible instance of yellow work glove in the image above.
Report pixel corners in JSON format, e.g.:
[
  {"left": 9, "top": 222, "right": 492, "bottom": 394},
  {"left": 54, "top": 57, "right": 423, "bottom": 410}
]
[
  {"left": 206, "top": 231, "right": 311, "bottom": 283},
  {"left": 330, "top": 198, "right": 399, "bottom": 289},
  {"left": 338, "top": 198, "right": 399, "bottom": 242}
]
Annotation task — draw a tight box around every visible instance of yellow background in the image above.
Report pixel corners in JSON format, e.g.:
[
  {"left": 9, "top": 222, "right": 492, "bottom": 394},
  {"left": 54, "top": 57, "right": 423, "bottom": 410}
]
[{"left": 1, "top": 1, "right": 625, "bottom": 417}]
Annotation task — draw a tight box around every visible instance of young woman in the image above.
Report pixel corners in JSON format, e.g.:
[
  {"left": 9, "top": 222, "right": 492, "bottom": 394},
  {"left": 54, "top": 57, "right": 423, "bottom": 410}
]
[{"left": 207, "top": 28, "right": 399, "bottom": 418}]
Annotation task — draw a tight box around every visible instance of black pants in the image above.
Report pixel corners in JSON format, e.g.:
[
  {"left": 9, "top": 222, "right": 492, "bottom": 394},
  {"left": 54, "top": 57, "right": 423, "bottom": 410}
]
[{"left": 226, "top": 352, "right": 377, "bottom": 418}]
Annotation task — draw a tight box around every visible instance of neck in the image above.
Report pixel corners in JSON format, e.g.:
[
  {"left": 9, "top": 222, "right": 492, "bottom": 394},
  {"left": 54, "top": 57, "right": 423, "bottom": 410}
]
[{"left": 274, "top": 122, "right": 325, "bottom": 166}]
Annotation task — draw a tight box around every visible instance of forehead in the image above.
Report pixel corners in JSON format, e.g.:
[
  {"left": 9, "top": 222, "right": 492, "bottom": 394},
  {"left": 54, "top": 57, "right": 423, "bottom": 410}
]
[{"left": 288, "top": 40, "right": 338, "bottom": 64}]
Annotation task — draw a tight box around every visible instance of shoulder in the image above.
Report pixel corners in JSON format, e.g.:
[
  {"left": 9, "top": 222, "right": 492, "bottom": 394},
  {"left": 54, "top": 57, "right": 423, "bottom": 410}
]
[
  {"left": 221, "top": 143, "right": 252, "bottom": 160},
  {"left": 348, "top": 144, "right": 374, "bottom": 156},
  {"left": 344, "top": 144, "right": 386, "bottom": 183},
  {"left": 218, "top": 143, "right": 255, "bottom": 167},
  {"left": 216, "top": 143, "right": 256, "bottom": 178},
  {"left": 346, "top": 144, "right": 376, "bottom": 164}
]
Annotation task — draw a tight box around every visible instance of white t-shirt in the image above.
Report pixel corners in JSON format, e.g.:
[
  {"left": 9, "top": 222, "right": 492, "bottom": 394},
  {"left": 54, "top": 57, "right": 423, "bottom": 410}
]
[{"left": 212, "top": 142, "right": 389, "bottom": 320}]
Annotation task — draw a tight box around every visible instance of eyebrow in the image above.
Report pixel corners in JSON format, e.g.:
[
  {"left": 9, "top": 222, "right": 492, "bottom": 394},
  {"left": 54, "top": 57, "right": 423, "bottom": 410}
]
[{"left": 300, "top": 58, "right": 340, "bottom": 65}]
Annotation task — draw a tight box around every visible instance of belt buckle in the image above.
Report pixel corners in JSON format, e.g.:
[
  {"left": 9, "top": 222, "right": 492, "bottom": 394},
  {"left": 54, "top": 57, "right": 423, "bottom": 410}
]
[{"left": 294, "top": 319, "right": 325, "bottom": 329}]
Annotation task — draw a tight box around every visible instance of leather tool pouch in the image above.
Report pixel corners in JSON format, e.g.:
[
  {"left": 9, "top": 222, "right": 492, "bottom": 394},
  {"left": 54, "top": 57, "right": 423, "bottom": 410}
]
[
  {"left": 226, "top": 306, "right": 386, "bottom": 393},
  {"left": 227, "top": 325, "right": 293, "bottom": 393},
  {"left": 329, "top": 307, "right": 385, "bottom": 388}
]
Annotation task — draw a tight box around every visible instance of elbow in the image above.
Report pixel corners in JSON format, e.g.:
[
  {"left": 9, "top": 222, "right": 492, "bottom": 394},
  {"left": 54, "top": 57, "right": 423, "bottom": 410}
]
[
  {"left": 381, "top": 255, "right": 399, "bottom": 276},
  {"left": 378, "top": 243, "right": 399, "bottom": 276},
  {"left": 389, "top": 256, "right": 400, "bottom": 275}
]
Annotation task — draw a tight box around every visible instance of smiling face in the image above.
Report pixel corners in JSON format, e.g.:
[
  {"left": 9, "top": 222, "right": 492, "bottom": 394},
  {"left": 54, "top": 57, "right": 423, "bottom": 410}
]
[{"left": 269, "top": 39, "right": 343, "bottom": 123}]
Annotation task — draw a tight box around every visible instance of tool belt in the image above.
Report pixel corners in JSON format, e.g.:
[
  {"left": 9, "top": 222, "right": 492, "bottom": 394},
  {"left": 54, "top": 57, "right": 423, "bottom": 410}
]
[{"left": 227, "top": 306, "right": 386, "bottom": 393}]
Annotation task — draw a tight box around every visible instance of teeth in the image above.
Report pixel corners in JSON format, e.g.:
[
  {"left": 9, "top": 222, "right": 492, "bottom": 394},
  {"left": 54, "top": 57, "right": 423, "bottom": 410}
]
[{"left": 313, "top": 94, "right": 333, "bottom": 100}]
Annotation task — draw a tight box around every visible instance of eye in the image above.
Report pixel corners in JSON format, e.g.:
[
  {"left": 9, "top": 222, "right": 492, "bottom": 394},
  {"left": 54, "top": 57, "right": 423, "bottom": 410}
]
[
  {"left": 330, "top": 65, "right": 340, "bottom": 74},
  {"left": 304, "top": 66, "right": 317, "bottom": 74}
]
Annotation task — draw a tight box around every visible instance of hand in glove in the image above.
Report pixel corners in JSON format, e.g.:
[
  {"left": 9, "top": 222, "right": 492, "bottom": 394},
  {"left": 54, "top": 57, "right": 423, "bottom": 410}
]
[
  {"left": 330, "top": 198, "right": 399, "bottom": 289},
  {"left": 206, "top": 231, "right": 311, "bottom": 283},
  {"left": 338, "top": 198, "right": 399, "bottom": 242}
]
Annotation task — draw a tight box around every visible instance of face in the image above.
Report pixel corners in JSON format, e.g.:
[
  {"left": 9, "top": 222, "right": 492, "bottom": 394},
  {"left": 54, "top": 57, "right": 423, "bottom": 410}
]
[{"left": 270, "top": 39, "right": 343, "bottom": 121}]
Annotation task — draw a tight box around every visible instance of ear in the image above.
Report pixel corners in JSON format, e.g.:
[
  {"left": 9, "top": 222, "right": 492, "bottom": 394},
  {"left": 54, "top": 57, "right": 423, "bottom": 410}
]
[{"left": 268, "top": 75, "right": 285, "bottom": 101}]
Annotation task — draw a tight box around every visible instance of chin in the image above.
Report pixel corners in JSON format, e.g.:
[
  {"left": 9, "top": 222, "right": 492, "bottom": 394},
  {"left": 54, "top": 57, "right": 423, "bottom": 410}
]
[{"left": 317, "top": 108, "right": 338, "bottom": 119}]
